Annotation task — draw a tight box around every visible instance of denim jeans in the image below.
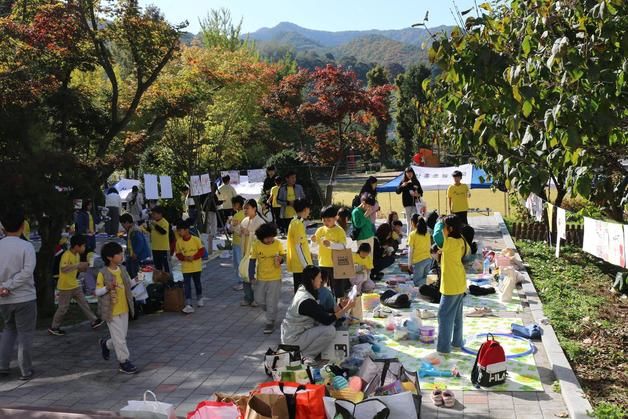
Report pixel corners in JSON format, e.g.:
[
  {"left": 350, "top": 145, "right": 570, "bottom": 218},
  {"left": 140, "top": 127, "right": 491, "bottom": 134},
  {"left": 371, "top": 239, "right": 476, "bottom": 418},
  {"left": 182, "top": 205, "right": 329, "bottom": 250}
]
[
  {"left": 243, "top": 281, "right": 254, "bottom": 304},
  {"left": 232, "top": 245, "right": 243, "bottom": 282},
  {"left": 437, "top": 293, "right": 465, "bottom": 353},
  {"left": 183, "top": 271, "right": 202, "bottom": 305},
  {"left": 412, "top": 258, "right": 433, "bottom": 287}
]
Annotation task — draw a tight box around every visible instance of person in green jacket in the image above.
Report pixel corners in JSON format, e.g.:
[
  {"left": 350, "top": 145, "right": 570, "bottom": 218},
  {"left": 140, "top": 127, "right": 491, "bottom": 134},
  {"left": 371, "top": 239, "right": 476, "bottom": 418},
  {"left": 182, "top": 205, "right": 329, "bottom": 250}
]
[{"left": 351, "top": 196, "right": 377, "bottom": 265}]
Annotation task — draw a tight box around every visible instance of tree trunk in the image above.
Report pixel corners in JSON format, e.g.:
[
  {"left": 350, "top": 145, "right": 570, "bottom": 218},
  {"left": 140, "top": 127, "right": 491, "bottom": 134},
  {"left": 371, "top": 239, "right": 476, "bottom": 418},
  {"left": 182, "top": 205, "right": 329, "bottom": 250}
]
[
  {"left": 325, "top": 161, "right": 340, "bottom": 205},
  {"left": 35, "top": 215, "right": 65, "bottom": 318}
]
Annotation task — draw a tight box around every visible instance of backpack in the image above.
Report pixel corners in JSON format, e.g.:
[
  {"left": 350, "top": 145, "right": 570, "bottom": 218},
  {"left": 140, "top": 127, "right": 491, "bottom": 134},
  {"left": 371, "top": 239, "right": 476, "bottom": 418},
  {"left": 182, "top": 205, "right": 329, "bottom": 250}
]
[
  {"left": 471, "top": 333, "right": 507, "bottom": 387},
  {"left": 349, "top": 225, "right": 361, "bottom": 241},
  {"left": 351, "top": 194, "right": 361, "bottom": 209}
]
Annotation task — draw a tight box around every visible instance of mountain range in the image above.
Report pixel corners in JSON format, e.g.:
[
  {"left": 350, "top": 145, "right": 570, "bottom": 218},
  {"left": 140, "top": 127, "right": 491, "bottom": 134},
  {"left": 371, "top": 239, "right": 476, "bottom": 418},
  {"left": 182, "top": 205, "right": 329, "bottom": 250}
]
[{"left": 243, "top": 22, "right": 452, "bottom": 80}]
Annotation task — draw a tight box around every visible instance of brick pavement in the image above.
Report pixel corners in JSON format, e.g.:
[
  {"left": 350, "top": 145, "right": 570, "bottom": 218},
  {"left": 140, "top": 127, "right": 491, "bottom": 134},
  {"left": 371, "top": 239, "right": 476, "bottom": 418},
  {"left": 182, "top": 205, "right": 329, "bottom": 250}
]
[{"left": 0, "top": 216, "right": 572, "bottom": 418}]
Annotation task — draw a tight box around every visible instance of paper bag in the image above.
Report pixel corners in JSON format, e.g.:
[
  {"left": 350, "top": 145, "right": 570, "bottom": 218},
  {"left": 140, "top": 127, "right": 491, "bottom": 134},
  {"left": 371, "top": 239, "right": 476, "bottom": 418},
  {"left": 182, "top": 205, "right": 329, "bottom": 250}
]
[
  {"left": 332, "top": 248, "right": 356, "bottom": 279},
  {"left": 152, "top": 269, "right": 171, "bottom": 285},
  {"left": 163, "top": 287, "right": 184, "bottom": 312},
  {"left": 351, "top": 295, "right": 363, "bottom": 320},
  {"left": 245, "top": 393, "right": 290, "bottom": 419}
]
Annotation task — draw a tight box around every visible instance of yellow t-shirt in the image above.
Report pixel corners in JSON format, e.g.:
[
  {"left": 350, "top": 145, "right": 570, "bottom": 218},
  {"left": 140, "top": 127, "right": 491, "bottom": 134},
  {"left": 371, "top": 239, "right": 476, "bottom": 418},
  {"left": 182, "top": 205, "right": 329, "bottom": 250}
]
[
  {"left": 58, "top": 250, "right": 80, "bottom": 290},
  {"left": 284, "top": 186, "right": 296, "bottom": 218},
  {"left": 314, "top": 225, "right": 347, "bottom": 268},
  {"left": 251, "top": 239, "right": 286, "bottom": 281},
  {"left": 440, "top": 237, "right": 468, "bottom": 295},
  {"left": 150, "top": 217, "right": 170, "bottom": 251},
  {"left": 447, "top": 183, "right": 470, "bottom": 213},
  {"left": 392, "top": 231, "right": 400, "bottom": 242},
  {"left": 97, "top": 268, "right": 128, "bottom": 316},
  {"left": 22, "top": 220, "right": 30, "bottom": 241},
  {"left": 231, "top": 210, "right": 245, "bottom": 246},
  {"left": 270, "top": 185, "right": 280, "bottom": 208},
  {"left": 88, "top": 214, "right": 94, "bottom": 233},
  {"left": 408, "top": 230, "right": 431, "bottom": 264},
  {"left": 354, "top": 253, "right": 374, "bottom": 270},
  {"left": 287, "top": 217, "right": 312, "bottom": 273},
  {"left": 176, "top": 235, "right": 204, "bottom": 273}
]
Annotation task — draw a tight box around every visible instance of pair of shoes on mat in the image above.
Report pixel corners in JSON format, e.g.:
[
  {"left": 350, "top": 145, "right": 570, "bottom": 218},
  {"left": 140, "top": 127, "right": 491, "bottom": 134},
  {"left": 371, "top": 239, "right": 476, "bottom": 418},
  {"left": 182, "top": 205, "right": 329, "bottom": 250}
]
[
  {"left": 431, "top": 389, "right": 455, "bottom": 407},
  {"left": 465, "top": 307, "right": 496, "bottom": 317}
]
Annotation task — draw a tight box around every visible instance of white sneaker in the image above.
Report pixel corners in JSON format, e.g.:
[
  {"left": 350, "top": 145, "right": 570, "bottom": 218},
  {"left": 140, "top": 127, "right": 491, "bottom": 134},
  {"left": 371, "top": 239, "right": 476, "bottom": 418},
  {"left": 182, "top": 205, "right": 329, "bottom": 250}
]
[
  {"left": 182, "top": 305, "right": 195, "bottom": 314},
  {"left": 420, "top": 309, "right": 437, "bottom": 319},
  {"left": 197, "top": 297, "right": 206, "bottom": 307}
]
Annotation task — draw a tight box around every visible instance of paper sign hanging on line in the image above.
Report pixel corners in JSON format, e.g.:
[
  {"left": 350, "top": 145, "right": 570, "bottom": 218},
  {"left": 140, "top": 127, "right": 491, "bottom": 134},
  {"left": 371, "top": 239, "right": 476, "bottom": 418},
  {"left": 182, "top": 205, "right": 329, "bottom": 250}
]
[
  {"left": 200, "top": 174, "right": 211, "bottom": 195},
  {"left": 159, "top": 175, "right": 173, "bottom": 199},
  {"left": 247, "top": 169, "right": 266, "bottom": 183},
  {"left": 606, "top": 222, "right": 625, "bottom": 268},
  {"left": 556, "top": 207, "right": 566, "bottom": 240},
  {"left": 582, "top": 217, "right": 609, "bottom": 262},
  {"left": 144, "top": 174, "right": 159, "bottom": 200},
  {"left": 189, "top": 175, "right": 203, "bottom": 197},
  {"left": 220, "top": 170, "right": 240, "bottom": 185}
]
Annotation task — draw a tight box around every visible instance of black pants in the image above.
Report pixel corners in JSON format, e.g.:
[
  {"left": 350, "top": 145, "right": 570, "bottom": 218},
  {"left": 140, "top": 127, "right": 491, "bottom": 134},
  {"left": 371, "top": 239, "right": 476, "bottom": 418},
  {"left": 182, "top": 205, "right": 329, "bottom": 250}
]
[
  {"left": 321, "top": 267, "right": 350, "bottom": 299},
  {"left": 372, "top": 256, "right": 395, "bottom": 276},
  {"left": 280, "top": 218, "right": 291, "bottom": 234},
  {"left": 219, "top": 209, "right": 234, "bottom": 228},
  {"left": 453, "top": 211, "right": 468, "bottom": 225},
  {"left": 293, "top": 272, "right": 305, "bottom": 294},
  {"left": 271, "top": 207, "right": 281, "bottom": 226},
  {"left": 152, "top": 250, "right": 170, "bottom": 273}
]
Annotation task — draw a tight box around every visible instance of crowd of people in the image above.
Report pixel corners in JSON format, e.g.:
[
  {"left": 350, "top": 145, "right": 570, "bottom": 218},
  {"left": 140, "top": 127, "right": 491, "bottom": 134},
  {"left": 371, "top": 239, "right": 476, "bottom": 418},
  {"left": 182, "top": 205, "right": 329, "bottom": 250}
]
[{"left": 0, "top": 165, "right": 474, "bottom": 378}]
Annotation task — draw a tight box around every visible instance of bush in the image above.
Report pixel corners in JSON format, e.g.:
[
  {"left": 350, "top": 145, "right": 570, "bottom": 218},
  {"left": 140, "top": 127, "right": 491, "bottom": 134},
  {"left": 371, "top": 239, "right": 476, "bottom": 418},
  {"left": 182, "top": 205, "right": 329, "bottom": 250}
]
[{"left": 265, "top": 150, "right": 324, "bottom": 215}]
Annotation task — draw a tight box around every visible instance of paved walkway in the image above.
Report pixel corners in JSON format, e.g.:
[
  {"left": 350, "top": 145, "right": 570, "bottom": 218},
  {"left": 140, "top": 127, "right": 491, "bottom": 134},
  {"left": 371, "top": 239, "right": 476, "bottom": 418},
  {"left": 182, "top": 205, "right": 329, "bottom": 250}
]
[{"left": 0, "top": 216, "right": 571, "bottom": 418}]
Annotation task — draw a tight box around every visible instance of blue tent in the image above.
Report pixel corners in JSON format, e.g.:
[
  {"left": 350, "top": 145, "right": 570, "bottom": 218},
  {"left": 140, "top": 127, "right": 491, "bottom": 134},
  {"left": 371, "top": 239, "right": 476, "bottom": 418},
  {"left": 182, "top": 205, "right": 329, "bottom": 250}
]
[{"left": 376, "top": 166, "right": 492, "bottom": 193}]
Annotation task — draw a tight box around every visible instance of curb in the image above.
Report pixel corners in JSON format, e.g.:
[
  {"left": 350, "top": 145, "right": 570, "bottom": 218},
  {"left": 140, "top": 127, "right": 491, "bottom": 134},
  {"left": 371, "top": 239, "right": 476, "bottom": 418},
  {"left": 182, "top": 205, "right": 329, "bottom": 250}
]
[{"left": 495, "top": 212, "right": 593, "bottom": 419}]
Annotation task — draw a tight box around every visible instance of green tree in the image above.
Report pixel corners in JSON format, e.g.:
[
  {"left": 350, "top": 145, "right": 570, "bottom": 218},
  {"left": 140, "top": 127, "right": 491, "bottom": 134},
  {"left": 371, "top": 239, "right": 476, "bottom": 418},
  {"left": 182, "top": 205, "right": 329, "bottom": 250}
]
[
  {"left": 429, "top": 0, "right": 627, "bottom": 222},
  {"left": 393, "top": 64, "right": 432, "bottom": 164},
  {"left": 367, "top": 65, "right": 393, "bottom": 161}
]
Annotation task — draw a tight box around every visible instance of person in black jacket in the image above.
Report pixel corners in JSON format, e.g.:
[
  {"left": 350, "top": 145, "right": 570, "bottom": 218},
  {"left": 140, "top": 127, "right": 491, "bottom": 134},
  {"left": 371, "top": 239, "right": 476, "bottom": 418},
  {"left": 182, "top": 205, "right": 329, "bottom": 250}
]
[
  {"left": 395, "top": 167, "right": 423, "bottom": 233},
  {"left": 371, "top": 223, "right": 396, "bottom": 280}
]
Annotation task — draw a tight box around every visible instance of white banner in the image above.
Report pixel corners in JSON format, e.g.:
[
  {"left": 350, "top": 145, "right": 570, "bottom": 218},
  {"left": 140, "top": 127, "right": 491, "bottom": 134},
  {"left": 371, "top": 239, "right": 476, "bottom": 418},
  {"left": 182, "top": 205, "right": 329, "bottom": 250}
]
[
  {"left": 247, "top": 169, "right": 267, "bottom": 183},
  {"left": 583, "top": 217, "right": 609, "bottom": 262},
  {"left": 220, "top": 170, "right": 240, "bottom": 185},
  {"left": 556, "top": 207, "right": 566, "bottom": 240},
  {"left": 607, "top": 222, "right": 625, "bottom": 268},
  {"left": 143, "top": 174, "right": 159, "bottom": 200},
  {"left": 189, "top": 175, "right": 203, "bottom": 197},
  {"left": 411, "top": 164, "right": 473, "bottom": 191},
  {"left": 159, "top": 175, "right": 172, "bottom": 199},
  {"left": 200, "top": 174, "right": 211, "bottom": 195}
]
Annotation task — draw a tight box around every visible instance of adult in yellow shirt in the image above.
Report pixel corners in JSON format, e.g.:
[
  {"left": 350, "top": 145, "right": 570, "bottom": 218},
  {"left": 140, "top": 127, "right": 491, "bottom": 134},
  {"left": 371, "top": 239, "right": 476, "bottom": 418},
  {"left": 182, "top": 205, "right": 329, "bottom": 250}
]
[
  {"left": 287, "top": 199, "right": 312, "bottom": 293},
  {"left": 249, "top": 223, "right": 286, "bottom": 334},
  {"left": 277, "top": 172, "right": 305, "bottom": 235},
  {"left": 407, "top": 214, "right": 433, "bottom": 287},
  {"left": 49, "top": 235, "right": 102, "bottom": 336},
  {"left": 267, "top": 176, "right": 283, "bottom": 232},
  {"left": 447, "top": 170, "right": 471, "bottom": 225},
  {"left": 175, "top": 220, "right": 206, "bottom": 314},
  {"left": 311, "top": 206, "right": 347, "bottom": 298},
  {"left": 148, "top": 206, "right": 170, "bottom": 272},
  {"left": 95, "top": 242, "right": 137, "bottom": 374},
  {"left": 433, "top": 215, "right": 469, "bottom": 354}
]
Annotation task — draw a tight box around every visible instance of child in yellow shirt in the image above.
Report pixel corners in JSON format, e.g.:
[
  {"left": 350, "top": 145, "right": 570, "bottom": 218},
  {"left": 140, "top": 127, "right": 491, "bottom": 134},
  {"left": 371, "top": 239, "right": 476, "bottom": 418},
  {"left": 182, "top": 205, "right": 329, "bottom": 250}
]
[
  {"left": 175, "top": 220, "right": 206, "bottom": 314},
  {"left": 286, "top": 198, "right": 312, "bottom": 293},
  {"left": 96, "top": 242, "right": 137, "bottom": 374},
  {"left": 408, "top": 214, "right": 432, "bottom": 287},
  {"left": 311, "top": 206, "right": 347, "bottom": 298},
  {"left": 148, "top": 206, "right": 170, "bottom": 272},
  {"left": 351, "top": 243, "right": 375, "bottom": 293},
  {"left": 249, "top": 223, "right": 286, "bottom": 334}
]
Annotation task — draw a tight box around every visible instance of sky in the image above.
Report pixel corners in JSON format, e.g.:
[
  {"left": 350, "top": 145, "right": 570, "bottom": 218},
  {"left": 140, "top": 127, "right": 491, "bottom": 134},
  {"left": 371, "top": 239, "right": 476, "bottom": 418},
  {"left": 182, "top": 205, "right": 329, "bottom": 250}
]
[{"left": 139, "top": 0, "right": 480, "bottom": 34}]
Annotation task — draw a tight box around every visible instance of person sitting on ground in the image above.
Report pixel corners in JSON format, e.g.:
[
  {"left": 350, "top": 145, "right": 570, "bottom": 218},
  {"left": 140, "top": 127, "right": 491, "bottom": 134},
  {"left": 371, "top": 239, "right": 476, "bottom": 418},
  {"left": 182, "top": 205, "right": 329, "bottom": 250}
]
[
  {"left": 48, "top": 234, "right": 103, "bottom": 336},
  {"left": 351, "top": 243, "right": 375, "bottom": 294},
  {"left": 281, "top": 265, "right": 355, "bottom": 361},
  {"left": 371, "top": 223, "right": 396, "bottom": 280},
  {"left": 390, "top": 220, "right": 404, "bottom": 251}
]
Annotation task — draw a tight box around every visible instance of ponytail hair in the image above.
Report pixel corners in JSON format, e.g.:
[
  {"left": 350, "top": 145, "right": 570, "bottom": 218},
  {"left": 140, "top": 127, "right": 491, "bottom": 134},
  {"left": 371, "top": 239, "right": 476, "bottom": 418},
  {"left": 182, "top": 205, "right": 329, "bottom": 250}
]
[
  {"left": 444, "top": 215, "right": 463, "bottom": 239},
  {"left": 411, "top": 213, "right": 428, "bottom": 235}
]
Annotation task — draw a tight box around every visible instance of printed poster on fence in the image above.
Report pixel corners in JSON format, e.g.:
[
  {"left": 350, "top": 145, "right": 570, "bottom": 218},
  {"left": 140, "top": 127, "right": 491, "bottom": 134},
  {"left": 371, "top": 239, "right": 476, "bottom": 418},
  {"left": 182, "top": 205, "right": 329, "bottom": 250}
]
[
  {"left": 582, "top": 217, "right": 609, "bottom": 262},
  {"left": 159, "top": 175, "right": 173, "bottom": 199},
  {"left": 144, "top": 174, "right": 159, "bottom": 200},
  {"left": 189, "top": 175, "right": 203, "bottom": 197},
  {"left": 247, "top": 169, "right": 266, "bottom": 183},
  {"left": 220, "top": 170, "right": 240, "bottom": 185},
  {"left": 606, "top": 222, "right": 625, "bottom": 268},
  {"left": 199, "top": 174, "right": 211, "bottom": 195}
]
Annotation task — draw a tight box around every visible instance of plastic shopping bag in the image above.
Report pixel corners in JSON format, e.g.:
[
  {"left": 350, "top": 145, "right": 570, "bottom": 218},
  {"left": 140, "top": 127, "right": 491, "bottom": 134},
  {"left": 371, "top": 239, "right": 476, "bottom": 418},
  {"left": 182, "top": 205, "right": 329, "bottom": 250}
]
[
  {"left": 120, "top": 390, "right": 176, "bottom": 419},
  {"left": 187, "top": 400, "right": 240, "bottom": 419}
]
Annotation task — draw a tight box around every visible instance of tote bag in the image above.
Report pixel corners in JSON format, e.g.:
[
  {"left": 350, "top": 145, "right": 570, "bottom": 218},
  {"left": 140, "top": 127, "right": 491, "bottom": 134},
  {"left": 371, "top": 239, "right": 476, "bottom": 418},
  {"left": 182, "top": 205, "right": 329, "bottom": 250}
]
[{"left": 120, "top": 390, "right": 176, "bottom": 419}]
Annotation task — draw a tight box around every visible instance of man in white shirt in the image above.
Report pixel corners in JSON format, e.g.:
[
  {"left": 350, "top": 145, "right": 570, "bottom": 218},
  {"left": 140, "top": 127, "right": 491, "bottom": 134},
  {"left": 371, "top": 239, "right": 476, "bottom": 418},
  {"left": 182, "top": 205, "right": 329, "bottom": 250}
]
[{"left": 0, "top": 208, "right": 37, "bottom": 380}]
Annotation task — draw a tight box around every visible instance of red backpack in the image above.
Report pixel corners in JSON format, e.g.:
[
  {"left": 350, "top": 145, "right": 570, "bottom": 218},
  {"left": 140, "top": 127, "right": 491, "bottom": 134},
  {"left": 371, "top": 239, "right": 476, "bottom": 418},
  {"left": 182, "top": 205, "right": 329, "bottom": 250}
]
[{"left": 471, "top": 334, "right": 507, "bottom": 387}]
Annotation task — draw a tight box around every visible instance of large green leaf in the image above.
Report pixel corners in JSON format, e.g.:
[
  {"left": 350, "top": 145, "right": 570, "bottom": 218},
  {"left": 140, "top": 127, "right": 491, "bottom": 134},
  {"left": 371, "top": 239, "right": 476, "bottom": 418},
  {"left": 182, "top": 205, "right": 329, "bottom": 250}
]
[{"left": 522, "top": 100, "right": 533, "bottom": 117}]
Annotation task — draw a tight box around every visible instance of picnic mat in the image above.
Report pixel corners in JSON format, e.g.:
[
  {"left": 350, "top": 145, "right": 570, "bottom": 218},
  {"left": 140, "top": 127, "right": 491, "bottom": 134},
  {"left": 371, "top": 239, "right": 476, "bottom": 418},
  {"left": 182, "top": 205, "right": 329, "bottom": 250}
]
[{"left": 360, "top": 315, "right": 542, "bottom": 392}]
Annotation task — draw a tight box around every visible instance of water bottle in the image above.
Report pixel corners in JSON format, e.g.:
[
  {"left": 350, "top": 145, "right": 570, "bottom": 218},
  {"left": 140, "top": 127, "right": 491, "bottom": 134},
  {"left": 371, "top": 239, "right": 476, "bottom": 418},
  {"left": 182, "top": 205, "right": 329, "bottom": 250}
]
[{"left": 483, "top": 257, "right": 490, "bottom": 275}]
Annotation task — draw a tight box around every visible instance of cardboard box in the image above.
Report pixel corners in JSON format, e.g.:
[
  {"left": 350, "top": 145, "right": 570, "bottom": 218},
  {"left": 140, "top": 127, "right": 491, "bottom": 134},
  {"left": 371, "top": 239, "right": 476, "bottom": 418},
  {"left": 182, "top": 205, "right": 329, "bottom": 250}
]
[{"left": 322, "top": 330, "right": 350, "bottom": 361}]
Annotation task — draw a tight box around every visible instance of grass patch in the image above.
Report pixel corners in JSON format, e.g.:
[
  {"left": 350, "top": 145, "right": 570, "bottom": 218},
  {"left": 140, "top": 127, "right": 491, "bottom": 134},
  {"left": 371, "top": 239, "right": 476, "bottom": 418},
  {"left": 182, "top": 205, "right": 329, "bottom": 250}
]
[{"left": 515, "top": 240, "right": 628, "bottom": 414}]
